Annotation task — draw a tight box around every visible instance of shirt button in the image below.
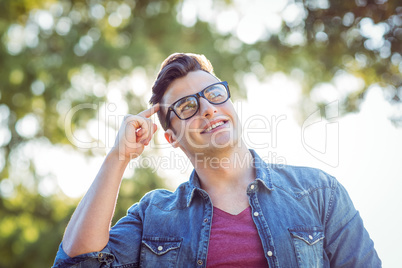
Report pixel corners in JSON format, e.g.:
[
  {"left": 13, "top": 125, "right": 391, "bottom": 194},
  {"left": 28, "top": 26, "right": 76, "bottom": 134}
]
[
  {"left": 267, "top": 251, "right": 273, "bottom": 257},
  {"left": 203, "top": 218, "right": 208, "bottom": 223},
  {"left": 254, "top": 212, "right": 259, "bottom": 217},
  {"left": 250, "top": 185, "right": 255, "bottom": 190},
  {"left": 158, "top": 246, "right": 163, "bottom": 251},
  {"left": 309, "top": 235, "right": 313, "bottom": 240},
  {"left": 197, "top": 260, "right": 203, "bottom": 265}
]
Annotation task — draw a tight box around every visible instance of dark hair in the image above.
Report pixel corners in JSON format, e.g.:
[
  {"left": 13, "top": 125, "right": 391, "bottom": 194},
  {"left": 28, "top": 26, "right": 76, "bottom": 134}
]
[{"left": 149, "top": 53, "right": 215, "bottom": 130}]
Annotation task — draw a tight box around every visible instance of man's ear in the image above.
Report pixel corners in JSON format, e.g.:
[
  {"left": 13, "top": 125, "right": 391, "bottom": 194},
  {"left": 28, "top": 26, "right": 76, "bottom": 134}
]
[{"left": 164, "top": 129, "right": 179, "bottom": 148}]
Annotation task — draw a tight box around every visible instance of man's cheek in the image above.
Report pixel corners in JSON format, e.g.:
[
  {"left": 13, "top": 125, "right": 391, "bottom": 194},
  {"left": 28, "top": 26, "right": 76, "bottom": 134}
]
[{"left": 188, "top": 116, "right": 209, "bottom": 132}]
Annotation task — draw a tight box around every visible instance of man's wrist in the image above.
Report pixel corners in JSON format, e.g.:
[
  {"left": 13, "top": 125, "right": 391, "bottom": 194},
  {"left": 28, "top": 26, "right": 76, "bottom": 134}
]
[{"left": 106, "top": 148, "right": 132, "bottom": 167}]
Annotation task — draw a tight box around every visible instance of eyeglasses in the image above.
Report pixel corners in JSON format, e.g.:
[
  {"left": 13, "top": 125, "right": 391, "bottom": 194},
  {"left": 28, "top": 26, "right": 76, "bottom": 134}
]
[{"left": 165, "top": 81, "right": 230, "bottom": 129}]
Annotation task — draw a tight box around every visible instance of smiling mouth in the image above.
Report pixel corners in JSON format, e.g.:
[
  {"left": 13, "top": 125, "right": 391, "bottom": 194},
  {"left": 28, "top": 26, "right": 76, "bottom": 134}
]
[{"left": 202, "top": 120, "right": 228, "bottom": 133}]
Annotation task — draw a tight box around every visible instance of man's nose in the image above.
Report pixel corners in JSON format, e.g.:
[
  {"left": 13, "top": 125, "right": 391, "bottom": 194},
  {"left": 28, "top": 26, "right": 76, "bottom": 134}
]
[{"left": 199, "top": 97, "right": 217, "bottom": 118}]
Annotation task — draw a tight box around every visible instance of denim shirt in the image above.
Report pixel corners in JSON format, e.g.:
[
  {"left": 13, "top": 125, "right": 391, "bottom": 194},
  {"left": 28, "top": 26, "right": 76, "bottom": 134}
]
[{"left": 53, "top": 150, "right": 381, "bottom": 267}]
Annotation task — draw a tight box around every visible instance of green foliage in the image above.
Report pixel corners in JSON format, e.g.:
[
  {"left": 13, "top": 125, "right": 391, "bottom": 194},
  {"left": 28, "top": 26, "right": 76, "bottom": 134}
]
[{"left": 0, "top": 0, "right": 400, "bottom": 267}]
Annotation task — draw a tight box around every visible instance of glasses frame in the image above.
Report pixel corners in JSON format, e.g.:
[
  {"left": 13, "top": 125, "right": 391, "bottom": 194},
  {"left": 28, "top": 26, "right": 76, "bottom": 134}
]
[{"left": 164, "top": 81, "right": 230, "bottom": 129}]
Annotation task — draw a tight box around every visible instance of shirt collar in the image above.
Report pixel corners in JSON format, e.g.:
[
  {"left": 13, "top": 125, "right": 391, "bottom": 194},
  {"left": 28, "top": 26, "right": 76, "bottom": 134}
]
[
  {"left": 186, "top": 149, "right": 274, "bottom": 206},
  {"left": 249, "top": 149, "right": 274, "bottom": 191}
]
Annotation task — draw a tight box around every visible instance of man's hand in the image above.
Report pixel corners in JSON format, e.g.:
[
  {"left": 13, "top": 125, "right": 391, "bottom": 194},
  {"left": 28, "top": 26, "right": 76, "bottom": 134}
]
[{"left": 112, "top": 104, "right": 160, "bottom": 161}]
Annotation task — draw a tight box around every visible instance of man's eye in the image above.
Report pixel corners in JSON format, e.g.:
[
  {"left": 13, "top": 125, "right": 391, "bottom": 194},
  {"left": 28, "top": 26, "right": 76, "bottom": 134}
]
[
  {"left": 207, "top": 90, "right": 225, "bottom": 101},
  {"left": 177, "top": 99, "right": 197, "bottom": 114},
  {"left": 182, "top": 102, "right": 196, "bottom": 110},
  {"left": 209, "top": 92, "right": 222, "bottom": 98}
]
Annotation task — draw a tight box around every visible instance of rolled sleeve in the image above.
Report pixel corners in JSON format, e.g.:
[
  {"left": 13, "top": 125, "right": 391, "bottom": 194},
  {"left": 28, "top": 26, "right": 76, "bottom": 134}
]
[
  {"left": 52, "top": 242, "right": 114, "bottom": 268},
  {"left": 324, "top": 178, "right": 381, "bottom": 267}
]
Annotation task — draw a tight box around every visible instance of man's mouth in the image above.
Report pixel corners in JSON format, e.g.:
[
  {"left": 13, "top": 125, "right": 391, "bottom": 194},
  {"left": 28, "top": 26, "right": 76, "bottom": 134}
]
[{"left": 201, "top": 120, "right": 228, "bottom": 133}]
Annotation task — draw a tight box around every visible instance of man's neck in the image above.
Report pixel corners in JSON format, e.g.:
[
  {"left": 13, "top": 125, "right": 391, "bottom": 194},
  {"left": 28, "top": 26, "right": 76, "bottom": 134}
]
[{"left": 189, "top": 142, "right": 256, "bottom": 213}]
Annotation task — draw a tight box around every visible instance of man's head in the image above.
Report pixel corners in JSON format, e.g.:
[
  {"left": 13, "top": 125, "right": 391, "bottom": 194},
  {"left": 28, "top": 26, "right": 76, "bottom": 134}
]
[
  {"left": 149, "top": 53, "right": 216, "bottom": 131},
  {"left": 149, "top": 53, "right": 241, "bottom": 157}
]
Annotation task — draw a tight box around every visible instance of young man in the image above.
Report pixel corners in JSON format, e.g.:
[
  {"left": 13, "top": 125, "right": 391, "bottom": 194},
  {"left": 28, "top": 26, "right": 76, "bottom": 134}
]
[{"left": 53, "top": 53, "right": 381, "bottom": 267}]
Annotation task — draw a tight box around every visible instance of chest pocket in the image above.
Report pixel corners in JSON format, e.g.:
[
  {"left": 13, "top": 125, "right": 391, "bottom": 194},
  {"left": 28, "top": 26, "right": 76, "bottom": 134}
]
[
  {"left": 140, "top": 236, "right": 182, "bottom": 268},
  {"left": 288, "top": 226, "right": 325, "bottom": 268}
]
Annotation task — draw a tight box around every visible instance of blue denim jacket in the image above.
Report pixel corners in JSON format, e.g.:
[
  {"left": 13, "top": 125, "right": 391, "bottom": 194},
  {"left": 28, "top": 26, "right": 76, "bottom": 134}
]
[{"left": 53, "top": 150, "right": 381, "bottom": 267}]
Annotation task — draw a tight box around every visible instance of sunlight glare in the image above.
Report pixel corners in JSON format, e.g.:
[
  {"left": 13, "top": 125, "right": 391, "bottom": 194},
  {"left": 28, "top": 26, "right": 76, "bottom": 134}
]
[
  {"left": 34, "top": 10, "right": 54, "bottom": 31},
  {"left": 15, "top": 114, "right": 40, "bottom": 139}
]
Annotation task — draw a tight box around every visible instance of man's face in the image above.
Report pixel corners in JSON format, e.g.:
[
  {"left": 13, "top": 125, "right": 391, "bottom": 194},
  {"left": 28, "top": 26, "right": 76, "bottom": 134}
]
[{"left": 162, "top": 70, "right": 242, "bottom": 156}]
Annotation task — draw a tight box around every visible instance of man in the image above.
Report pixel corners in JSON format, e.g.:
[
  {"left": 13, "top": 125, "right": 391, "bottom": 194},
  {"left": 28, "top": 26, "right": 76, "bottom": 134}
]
[{"left": 53, "top": 53, "right": 381, "bottom": 267}]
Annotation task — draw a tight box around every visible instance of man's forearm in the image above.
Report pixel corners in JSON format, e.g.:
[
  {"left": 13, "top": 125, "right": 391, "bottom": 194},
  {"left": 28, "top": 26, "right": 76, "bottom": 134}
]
[
  {"left": 62, "top": 150, "right": 130, "bottom": 258},
  {"left": 60, "top": 105, "right": 159, "bottom": 258}
]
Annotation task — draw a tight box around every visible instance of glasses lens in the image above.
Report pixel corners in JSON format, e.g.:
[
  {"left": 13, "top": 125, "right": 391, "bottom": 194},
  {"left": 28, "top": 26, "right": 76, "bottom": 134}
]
[
  {"left": 174, "top": 96, "right": 198, "bottom": 119},
  {"left": 204, "top": 84, "right": 228, "bottom": 104}
]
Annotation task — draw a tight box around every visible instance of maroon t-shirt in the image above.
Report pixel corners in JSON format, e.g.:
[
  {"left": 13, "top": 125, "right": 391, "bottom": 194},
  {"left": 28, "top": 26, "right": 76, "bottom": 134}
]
[{"left": 206, "top": 206, "right": 269, "bottom": 267}]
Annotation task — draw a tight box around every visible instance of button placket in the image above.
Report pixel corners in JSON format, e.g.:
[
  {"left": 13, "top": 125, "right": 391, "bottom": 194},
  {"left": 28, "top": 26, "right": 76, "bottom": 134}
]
[
  {"left": 250, "top": 191, "right": 278, "bottom": 267},
  {"left": 196, "top": 193, "right": 212, "bottom": 268}
]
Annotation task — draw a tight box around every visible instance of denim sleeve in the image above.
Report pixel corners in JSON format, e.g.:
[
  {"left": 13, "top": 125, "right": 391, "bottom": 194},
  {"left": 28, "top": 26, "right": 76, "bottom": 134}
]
[
  {"left": 52, "top": 242, "right": 115, "bottom": 268},
  {"left": 324, "top": 178, "right": 381, "bottom": 267},
  {"left": 52, "top": 204, "right": 143, "bottom": 268}
]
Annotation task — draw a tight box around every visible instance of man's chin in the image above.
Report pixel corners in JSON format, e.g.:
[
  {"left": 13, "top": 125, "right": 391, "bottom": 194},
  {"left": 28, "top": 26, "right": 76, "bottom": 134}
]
[{"left": 204, "top": 139, "right": 239, "bottom": 152}]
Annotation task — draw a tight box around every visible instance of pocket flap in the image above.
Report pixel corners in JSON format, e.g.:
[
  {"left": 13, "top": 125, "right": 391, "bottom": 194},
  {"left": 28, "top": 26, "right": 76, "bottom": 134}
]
[
  {"left": 289, "top": 226, "right": 324, "bottom": 246},
  {"left": 142, "top": 237, "right": 182, "bottom": 255}
]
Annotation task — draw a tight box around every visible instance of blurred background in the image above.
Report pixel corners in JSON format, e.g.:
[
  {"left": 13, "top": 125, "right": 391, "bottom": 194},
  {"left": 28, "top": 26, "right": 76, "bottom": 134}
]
[{"left": 0, "top": 0, "right": 401, "bottom": 267}]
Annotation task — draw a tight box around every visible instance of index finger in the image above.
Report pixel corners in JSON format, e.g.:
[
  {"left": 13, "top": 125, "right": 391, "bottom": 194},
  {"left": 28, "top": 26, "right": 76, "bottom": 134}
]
[{"left": 138, "top": 103, "right": 160, "bottom": 118}]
